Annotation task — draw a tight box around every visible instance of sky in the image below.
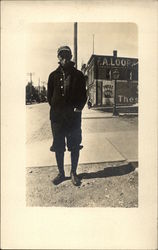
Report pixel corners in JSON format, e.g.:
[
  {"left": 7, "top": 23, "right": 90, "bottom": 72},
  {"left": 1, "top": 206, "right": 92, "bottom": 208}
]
[{"left": 26, "top": 22, "right": 138, "bottom": 86}]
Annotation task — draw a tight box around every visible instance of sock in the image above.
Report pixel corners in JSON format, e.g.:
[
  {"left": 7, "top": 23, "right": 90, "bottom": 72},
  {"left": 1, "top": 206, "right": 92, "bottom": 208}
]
[
  {"left": 71, "top": 150, "right": 79, "bottom": 174},
  {"left": 55, "top": 151, "right": 64, "bottom": 175}
]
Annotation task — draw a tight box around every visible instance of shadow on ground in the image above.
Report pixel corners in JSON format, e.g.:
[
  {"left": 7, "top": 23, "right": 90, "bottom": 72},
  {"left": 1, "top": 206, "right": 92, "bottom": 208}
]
[{"left": 78, "top": 162, "right": 135, "bottom": 180}]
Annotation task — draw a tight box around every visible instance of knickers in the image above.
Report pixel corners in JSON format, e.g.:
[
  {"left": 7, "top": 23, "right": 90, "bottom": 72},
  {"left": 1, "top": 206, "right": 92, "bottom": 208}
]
[{"left": 50, "top": 113, "right": 83, "bottom": 152}]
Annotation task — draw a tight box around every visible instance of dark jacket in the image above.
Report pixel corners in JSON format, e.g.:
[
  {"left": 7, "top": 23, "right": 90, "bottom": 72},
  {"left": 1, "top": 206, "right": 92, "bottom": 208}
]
[{"left": 47, "top": 62, "right": 87, "bottom": 122}]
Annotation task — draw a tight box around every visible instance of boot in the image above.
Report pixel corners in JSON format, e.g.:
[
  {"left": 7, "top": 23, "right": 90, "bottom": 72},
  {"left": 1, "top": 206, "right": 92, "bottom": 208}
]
[
  {"left": 53, "top": 172, "right": 65, "bottom": 185},
  {"left": 70, "top": 150, "right": 81, "bottom": 186},
  {"left": 70, "top": 172, "right": 81, "bottom": 186},
  {"left": 53, "top": 151, "right": 65, "bottom": 185}
]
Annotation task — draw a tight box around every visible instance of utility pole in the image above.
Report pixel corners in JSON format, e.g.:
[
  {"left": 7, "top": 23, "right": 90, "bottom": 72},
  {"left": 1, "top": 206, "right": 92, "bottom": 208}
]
[
  {"left": 41, "top": 81, "right": 46, "bottom": 91},
  {"left": 27, "top": 72, "right": 34, "bottom": 104},
  {"left": 74, "top": 22, "right": 77, "bottom": 69},
  {"left": 112, "top": 50, "right": 119, "bottom": 116},
  {"left": 27, "top": 72, "right": 34, "bottom": 84},
  {"left": 93, "top": 34, "right": 95, "bottom": 54},
  {"left": 38, "top": 78, "right": 40, "bottom": 92}
]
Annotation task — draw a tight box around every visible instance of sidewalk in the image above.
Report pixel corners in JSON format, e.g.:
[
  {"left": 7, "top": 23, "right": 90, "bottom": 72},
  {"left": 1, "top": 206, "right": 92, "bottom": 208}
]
[
  {"left": 82, "top": 106, "right": 138, "bottom": 119},
  {"left": 91, "top": 105, "right": 138, "bottom": 115},
  {"left": 82, "top": 106, "right": 113, "bottom": 119},
  {"left": 26, "top": 106, "right": 138, "bottom": 170}
]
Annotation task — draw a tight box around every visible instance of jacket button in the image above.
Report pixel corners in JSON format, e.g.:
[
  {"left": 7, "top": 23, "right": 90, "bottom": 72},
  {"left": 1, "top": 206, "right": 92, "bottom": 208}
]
[
  {"left": 62, "top": 94, "right": 64, "bottom": 96},
  {"left": 61, "top": 86, "right": 63, "bottom": 88},
  {"left": 60, "top": 78, "right": 62, "bottom": 81}
]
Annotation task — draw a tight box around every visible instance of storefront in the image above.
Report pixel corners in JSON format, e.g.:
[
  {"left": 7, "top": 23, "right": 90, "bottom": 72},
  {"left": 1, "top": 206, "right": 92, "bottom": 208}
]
[{"left": 84, "top": 51, "right": 138, "bottom": 107}]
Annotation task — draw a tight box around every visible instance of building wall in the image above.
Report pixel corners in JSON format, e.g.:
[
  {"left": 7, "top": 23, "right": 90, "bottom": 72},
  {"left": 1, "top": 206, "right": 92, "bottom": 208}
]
[{"left": 86, "top": 54, "right": 138, "bottom": 107}]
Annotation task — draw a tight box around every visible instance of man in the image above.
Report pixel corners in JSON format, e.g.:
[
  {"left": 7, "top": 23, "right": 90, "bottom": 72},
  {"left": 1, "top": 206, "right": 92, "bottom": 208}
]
[{"left": 47, "top": 46, "right": 87, "bottom": 186}]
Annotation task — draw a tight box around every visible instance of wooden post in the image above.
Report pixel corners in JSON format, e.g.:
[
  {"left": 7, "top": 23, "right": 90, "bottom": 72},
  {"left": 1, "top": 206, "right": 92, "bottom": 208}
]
[
  {"left": 112, "top": 50, "right": 119, "bottom": 116},
  {"left": 74, "top": 22, "right": 77, "bottom": 68}
]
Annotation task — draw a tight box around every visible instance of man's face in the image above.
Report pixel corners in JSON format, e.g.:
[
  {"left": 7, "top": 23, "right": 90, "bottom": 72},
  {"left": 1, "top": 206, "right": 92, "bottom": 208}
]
[{"left": 58, "top": 51, "right": 71, "bottom": 66}]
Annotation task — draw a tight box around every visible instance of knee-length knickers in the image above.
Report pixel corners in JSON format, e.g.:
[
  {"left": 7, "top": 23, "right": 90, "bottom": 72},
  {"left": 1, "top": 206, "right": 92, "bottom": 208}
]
[{"left": 50, "top": 108, "right": 83, "bottom": 152}]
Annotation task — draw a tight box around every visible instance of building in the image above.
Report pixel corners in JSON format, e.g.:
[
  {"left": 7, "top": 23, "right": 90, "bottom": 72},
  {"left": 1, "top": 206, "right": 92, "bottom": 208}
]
[{"left": 82, "top": 51, "right": 138, "bottom": 107}]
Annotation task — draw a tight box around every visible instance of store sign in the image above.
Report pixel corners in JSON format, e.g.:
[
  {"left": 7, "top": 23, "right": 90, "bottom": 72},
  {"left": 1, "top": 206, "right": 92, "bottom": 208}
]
[
  {"left": 97, "top": 56, "right": 137, "bottom": 68},
  {"left": 103, "top": 82, "right": 114, "bottom": 98},
  {"left": 116, "top": 81, "right": 138, "bottom": 105},
  {"left": 102, "top": 80, "right": 114, "bottom": 106},
  {"left": 97, "top": 80, "right": 138, "bottom": 106}
]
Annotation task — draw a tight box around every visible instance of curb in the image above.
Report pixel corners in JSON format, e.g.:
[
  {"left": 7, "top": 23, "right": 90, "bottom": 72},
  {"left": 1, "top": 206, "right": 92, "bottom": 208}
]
[
  {"left": 82, "top": 116, "right": 114, "bottom": 119},
  {"left": 82, "top": 113, "right": 138, "bottom": 119},
  {"left": 26, "top": 160, "right": 138, "bottom": 170}
]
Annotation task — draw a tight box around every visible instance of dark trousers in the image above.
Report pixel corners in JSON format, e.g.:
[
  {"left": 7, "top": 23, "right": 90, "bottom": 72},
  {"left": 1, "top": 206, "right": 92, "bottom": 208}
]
[
  {"left": 50, "top": 110, "right": 83, "bottom": 152},
  {"left": 50, "top": 110, "right": 83, "bottom": 175}
]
